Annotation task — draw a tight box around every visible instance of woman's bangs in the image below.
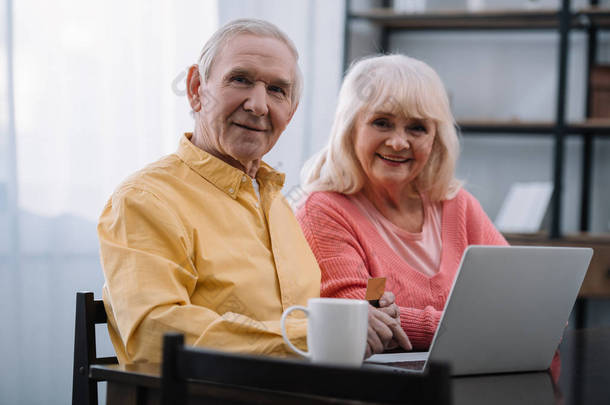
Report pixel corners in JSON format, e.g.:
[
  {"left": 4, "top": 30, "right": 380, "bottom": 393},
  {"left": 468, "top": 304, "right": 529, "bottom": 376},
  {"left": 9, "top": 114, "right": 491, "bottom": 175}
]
[
  {"left": 401, "top": 76, "right": 446, "bottom": 122},
  {"left": 362, "top": 68, "right": 445, "bottom": 122}
]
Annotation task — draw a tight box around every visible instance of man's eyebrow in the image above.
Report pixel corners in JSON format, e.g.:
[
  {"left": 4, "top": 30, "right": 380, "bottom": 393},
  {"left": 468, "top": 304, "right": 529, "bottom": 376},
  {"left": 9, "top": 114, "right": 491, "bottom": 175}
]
[
  {"left": 225, "top": 67, "right": 253, "bottom": 78},
  {"left": 271, "top": 78, "right": 292, "bottom": 89},
  {"left": 225, "top": 67, "right": 292, "bottom": 88}
]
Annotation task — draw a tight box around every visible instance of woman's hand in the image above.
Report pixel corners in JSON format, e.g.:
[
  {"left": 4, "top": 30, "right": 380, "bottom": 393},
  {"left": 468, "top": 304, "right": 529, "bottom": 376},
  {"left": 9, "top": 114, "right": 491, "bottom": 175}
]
[
  {"left": 364, "top": 304, "right": 412, "bottom": 358},
  {"left": 377, "top": 291, "right": 401, "bottom": 323}
]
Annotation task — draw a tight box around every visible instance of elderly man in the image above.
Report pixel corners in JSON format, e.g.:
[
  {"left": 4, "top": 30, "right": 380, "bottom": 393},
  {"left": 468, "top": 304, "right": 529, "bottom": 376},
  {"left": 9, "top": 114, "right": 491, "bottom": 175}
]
[{"left": 98, "top": 18, "right": 408, "bottom": 364}]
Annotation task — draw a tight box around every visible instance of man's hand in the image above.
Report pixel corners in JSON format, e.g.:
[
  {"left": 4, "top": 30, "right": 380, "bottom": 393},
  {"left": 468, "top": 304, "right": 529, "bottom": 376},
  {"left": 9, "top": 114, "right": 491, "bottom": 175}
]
[{"left": 364, "top": 302, "right": 412, "bottom": 358}]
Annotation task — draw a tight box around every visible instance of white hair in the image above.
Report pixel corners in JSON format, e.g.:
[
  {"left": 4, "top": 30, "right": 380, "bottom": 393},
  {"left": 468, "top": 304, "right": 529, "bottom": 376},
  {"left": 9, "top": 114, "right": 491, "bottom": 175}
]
[
  {"left": 197, "top": 18, "right": 303, "bottom": 107},
  {"left": 301, "top": 54, "right": 462, "bottom": 201}
]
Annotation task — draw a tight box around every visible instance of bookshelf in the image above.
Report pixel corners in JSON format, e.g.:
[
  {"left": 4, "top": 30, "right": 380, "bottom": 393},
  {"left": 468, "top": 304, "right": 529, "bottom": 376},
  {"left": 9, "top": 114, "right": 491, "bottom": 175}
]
[
  {"left": 343, "top": 1, "right": 610, "bottom": 316},
  {"left": 343, "top": 0, "right": 610, "bottom": 239}
]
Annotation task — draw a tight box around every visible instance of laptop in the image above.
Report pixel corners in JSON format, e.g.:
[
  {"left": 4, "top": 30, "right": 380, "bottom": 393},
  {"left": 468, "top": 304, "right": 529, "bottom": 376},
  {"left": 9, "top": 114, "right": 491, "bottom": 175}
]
[{"left": 365, "top": 245, "right": 593, "bottom": 376}]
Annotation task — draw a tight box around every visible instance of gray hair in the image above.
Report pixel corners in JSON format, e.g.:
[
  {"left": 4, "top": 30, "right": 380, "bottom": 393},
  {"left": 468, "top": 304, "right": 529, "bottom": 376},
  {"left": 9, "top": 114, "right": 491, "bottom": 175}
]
[
  {"left": 301, "top": 54, "right": 462, "bottom": 201},
  {"left": 197, "top": 18, "right": 303, "bottom": 107}
]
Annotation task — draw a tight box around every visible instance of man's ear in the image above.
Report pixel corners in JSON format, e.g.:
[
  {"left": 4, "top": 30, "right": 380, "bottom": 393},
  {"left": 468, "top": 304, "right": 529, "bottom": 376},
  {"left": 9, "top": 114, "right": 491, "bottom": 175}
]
[
  {"left": 288, "top": 101, "right": 299, "bottom": 122},
  {"left": 186, "top": 64, "right": 202, "bottom": 112}
]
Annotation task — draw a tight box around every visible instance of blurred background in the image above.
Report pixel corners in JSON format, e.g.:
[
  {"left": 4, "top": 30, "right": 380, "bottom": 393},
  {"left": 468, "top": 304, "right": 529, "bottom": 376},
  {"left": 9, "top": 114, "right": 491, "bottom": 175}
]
[{"left": 1, "top": 0, "right": 609, "bottom": 403}]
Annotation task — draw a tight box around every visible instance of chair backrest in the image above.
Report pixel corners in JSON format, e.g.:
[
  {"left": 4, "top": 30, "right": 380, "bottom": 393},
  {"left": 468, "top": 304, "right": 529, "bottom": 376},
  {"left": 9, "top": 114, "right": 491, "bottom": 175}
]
[
  {"left": 72, "top": 291, "right": 118, "bottom": 405},
  {"left": 160, "top": 333, "right": 451, "bottom": 405}
]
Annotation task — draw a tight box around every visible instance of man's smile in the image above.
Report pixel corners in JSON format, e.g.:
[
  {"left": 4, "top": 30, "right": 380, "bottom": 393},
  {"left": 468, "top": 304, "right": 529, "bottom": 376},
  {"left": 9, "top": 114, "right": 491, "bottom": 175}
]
[{"left": 234, "top": 122, "right": 267, "bottom": 132}]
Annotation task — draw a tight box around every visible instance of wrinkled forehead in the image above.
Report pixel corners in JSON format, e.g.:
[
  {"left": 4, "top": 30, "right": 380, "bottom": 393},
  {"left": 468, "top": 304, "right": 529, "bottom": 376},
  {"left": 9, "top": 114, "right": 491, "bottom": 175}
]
[{"left": 214, "top": 34, "right": 296, "bottom": 80}]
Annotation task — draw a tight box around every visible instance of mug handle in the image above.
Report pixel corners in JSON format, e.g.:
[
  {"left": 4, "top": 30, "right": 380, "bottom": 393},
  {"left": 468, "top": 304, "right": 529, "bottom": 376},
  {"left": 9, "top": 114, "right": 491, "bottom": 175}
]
[{"left": 280, "top": 305, "right": 310, "bottom": 359}]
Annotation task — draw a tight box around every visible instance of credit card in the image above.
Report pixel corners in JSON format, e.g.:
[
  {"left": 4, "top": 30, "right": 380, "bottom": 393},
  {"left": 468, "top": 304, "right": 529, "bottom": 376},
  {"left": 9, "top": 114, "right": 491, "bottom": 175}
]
[{"left": 365, "top": 277, "right": 386, "bottom": 307}]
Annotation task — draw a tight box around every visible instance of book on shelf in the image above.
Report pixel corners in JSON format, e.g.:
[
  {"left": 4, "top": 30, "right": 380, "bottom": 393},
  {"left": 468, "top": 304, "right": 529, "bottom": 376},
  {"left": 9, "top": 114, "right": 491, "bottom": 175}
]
[{"left": 591, "top": 65, "right": 610, "bottom": 118}]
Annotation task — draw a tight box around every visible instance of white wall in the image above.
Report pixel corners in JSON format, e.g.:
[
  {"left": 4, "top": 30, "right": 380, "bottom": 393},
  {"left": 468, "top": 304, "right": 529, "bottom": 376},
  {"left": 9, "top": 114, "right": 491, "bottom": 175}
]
[{"left": 0, "top": 1, "right": 218, "bottom": 404}]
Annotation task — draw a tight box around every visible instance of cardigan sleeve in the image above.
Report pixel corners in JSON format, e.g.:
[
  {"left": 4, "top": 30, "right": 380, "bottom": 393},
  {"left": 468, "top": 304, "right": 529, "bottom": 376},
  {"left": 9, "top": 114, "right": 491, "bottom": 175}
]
[
  {"left": 297, "top": 192, "right": 442, "bottom": 350},
  {"left": 296, "top": 193, "right": 370, "bottom": 300}
]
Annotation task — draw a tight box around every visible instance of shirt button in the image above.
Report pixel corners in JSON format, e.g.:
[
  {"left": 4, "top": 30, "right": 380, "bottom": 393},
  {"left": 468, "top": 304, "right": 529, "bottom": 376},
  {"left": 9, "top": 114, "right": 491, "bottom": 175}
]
[
  {"left": 228, "top": 188, "right": 234, "bottom": 193},
  {"left": 242, "top": 175, "right": 247, "bottom": 183}
]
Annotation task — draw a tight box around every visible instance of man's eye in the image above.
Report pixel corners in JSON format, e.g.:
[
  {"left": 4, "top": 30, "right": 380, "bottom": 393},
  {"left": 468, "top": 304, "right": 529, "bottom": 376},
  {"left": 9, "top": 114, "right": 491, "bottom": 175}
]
[
  {"left": 372, "top": 119, "right": 392, "bottom": 129},
  {"left": 268, "top": 85, "right": 286, "bottom": 95},
  {"left": 231, "top": 76, "right": 250, "bottom": 85}
]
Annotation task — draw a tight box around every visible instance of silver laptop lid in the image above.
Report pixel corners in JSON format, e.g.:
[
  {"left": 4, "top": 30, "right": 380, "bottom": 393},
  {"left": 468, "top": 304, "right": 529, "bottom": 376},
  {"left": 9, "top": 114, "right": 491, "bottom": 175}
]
[{"left": 428, "top": 245, "right": 593, "bottom": 376}]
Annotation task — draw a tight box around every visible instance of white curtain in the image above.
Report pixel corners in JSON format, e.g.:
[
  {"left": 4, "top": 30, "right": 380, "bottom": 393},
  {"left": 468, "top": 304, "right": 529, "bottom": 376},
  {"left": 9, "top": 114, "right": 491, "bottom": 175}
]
[
  {"left": 1, "top": 1, "right": 218, "bottom": 403},
  {"left": 16, "top": 0, "right": 218, "bottom": 221},
  {"left": 1, "top": 1, "right": 346, "bottom": 403}
]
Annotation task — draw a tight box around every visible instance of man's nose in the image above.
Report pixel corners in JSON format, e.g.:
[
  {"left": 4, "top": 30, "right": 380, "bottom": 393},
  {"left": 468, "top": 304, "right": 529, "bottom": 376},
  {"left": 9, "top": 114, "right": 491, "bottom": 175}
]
[{"left": 243, "top": 83, "right": 269, "bottom": 116}]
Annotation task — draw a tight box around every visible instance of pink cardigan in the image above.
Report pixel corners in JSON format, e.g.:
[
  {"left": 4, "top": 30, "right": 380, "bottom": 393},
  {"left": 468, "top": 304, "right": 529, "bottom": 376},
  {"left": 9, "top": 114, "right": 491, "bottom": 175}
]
[{"left": 296, "top": 188, "right": 509, "bottom": 350}]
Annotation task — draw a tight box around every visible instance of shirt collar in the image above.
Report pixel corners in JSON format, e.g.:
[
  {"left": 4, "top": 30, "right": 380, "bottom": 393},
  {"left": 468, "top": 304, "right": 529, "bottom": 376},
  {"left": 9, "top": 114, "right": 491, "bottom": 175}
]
[{"left": 176, "top": 133, "right": 285, "bottom": 198}]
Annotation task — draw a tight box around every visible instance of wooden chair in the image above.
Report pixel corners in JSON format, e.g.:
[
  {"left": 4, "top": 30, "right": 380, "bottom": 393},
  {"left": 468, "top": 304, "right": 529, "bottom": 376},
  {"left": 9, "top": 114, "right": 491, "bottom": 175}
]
[
  {"left": 72, "top": 291, "right": 118, "bottom": 405},
  {"left": 160, "top": 333, "right": 451, "bottom": 405}
]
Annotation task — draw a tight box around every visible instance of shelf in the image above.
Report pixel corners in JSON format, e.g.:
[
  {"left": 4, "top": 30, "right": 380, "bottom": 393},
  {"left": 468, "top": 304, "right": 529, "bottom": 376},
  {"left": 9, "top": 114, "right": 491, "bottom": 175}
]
[
  {"left": 458, "top": 120, "right": 554, "bottom": 134},
  {"left": 349, "top": 7, "right": 610, "bottom": 30},
  {"left": 457, "top": 119, "right": 610, "bottom": 135},
  {"left": 504, "top": 232, "right": 610, "bottom": 244},
  {"left": 567, "top": 119, "right": 610, "bottom": 134},
  {"left": 579, "top": 7, "right": 610, "bottom": 27}
]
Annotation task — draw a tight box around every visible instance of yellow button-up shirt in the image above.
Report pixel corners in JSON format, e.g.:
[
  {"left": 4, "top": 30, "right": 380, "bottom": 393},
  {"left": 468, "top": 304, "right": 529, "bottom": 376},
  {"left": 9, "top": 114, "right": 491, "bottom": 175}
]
[{"left": 98, "top": 133, "right": 320, "bottom": 363}]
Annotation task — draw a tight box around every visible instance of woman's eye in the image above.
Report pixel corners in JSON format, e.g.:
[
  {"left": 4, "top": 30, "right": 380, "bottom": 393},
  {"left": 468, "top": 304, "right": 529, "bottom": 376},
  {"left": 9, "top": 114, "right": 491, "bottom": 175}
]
[
  {"left": 372, "top": 119, "right": 392, "bottom": 129},
  {"left": 409, "top": 124, "right": 427, "bottom": 133}
]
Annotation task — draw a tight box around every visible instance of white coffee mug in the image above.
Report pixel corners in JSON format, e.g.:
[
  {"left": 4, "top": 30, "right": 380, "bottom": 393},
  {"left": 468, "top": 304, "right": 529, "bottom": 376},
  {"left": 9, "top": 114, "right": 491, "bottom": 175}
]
[{"left": 280, "top": 298, "right": 368, "bottom": 367}]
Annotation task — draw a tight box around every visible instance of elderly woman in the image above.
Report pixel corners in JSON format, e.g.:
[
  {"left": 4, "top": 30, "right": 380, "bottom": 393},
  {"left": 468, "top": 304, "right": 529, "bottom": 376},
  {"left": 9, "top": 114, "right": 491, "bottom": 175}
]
[{"left": 296, "top": 54, "right": 509, "bottom": 351}]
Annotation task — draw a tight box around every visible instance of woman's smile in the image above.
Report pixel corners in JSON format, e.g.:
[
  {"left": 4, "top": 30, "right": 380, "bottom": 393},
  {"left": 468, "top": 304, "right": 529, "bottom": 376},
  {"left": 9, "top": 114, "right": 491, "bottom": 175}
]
[{"left": 376, "top": 153, "right": 413, "bottom": 165}]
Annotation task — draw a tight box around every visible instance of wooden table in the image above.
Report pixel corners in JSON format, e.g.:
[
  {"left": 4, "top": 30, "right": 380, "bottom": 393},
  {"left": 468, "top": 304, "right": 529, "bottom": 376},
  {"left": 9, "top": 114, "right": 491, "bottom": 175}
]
[{"left": 91, "top": 328, "right": 610, "bottom": 405}]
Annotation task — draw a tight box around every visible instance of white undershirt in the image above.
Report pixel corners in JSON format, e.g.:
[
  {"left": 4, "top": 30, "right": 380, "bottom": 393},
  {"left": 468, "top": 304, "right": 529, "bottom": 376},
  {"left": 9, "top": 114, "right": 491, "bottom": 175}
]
[
  {"left": 252, "top": 177, "right": 261, "bottom": 201},
  {"left": 349, "top": 192, "right": 443, "bottom": 277}
]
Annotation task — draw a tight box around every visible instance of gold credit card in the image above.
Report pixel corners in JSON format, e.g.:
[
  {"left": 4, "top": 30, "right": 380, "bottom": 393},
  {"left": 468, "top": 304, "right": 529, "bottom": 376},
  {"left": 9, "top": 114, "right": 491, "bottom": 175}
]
[{"left": 365, "top": 277, "right": 386, "bottom": 307}]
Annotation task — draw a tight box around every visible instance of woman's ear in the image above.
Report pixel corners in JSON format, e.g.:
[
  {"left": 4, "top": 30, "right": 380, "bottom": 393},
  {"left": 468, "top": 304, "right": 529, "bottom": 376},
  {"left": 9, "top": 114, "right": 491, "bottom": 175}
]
[{"left": 186, "top": 65, "right": 202, "bottom": 112}]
